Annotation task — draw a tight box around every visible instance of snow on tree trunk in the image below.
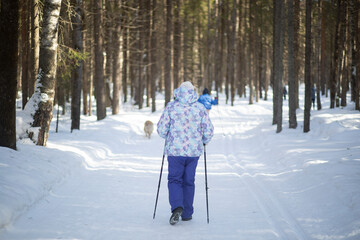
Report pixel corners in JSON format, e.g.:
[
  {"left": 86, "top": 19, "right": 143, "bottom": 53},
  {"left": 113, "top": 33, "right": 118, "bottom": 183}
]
[
  {"left": 30, "top": 0, "right": 40, "bottom": 97},
  {"left": 24, "top": 0, "right": 62, "bottom": 146}
]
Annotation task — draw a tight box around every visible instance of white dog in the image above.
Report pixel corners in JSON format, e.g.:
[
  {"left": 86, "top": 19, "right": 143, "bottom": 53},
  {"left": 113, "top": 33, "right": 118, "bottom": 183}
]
[{"left": 144, "top": 120, "right": 154, "bottom": 139}]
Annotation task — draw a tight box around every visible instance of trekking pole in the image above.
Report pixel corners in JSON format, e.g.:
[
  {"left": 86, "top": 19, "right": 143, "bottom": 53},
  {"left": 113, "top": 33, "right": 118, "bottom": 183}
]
[
  {"left": 153, "top": 142, "right": 166, "bottom": 219},
  {"left": 204, "top": 144, "right": 210, "bottom": 224}
]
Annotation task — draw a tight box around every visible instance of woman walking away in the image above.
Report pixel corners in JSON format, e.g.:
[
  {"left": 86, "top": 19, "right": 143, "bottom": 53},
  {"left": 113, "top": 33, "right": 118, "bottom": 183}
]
[
  {"left": 157, "top": 81, "right": 214, "bottom": 225},
  {"left": 198, "top": 88, "right": 218, "bottom": 112}
]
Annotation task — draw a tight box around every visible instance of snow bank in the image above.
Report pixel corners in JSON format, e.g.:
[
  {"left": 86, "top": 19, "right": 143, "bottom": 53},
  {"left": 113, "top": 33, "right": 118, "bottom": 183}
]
[{"left": 0, "top": 140, "right": 81, "bottom": 229}]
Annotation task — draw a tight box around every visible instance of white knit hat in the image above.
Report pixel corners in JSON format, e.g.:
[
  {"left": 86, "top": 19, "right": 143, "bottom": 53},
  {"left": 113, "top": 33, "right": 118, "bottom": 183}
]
[{"left": 180, "top": 81, "right": 194, "bottom": 90}]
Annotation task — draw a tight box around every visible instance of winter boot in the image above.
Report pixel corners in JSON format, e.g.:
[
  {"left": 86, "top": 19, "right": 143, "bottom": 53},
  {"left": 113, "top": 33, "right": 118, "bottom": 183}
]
[
  {"left": 182, "top": 216, "right": 192, "bottom": 221},
  {"left": 169, "top": 207, "right": 183, "bottom": 225}
]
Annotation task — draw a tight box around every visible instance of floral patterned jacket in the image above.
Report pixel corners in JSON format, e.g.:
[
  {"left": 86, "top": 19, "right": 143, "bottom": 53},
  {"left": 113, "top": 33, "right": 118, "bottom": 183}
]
[{"left": 157, "top": 86, "right": 214, "bottom": 157}]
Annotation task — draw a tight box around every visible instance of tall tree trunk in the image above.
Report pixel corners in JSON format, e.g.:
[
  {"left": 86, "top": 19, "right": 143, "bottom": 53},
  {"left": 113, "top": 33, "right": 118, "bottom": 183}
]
[
  {"left": 196, "top": 21, "right": 202, "bottom": 89},
  {"left": 258, "top": 1, "right": 264, "bottom": 100},
  {"left": 129, "top": 0, "right": 137, "bottom": 103},
  {"left": 337, "top": 1, "right": 347, "bottom": 108},
  {"left": 219, "top": 1, "right": 225, "bottom": 93},
  {"left": 341, "top": 1, "right": 350, "bottom": 107},
  {"left": 189, "top": 19, "right": 195, "bottom": 85},
  {"left": 254, "top": 1, "right": 259, "bottom": 103},
  {"left": 288, "top": 0, "right": 297, "bottom": 129},
  {"left": 93, "top": 0, "right": 106, "bottom": 120},
  {"left": 204, "top": 0, "right": 213, "bottom": 92},
  {"left": 273, "top": 0, "right": 285, "bottom": 133},
  {"left": 21, "top": 0, "right": 30, "bottom": 109},
  {"left": 316, "top": 0, "right": 322, "bottom": 110},
  {"left": 304, "top": 0, "right": 312, "bottom": 133},
  {"left": 88, "top": 4, "right": 94, "bottom": 117},
  {"left": 104, "top": 0, "right": 113, "bottom": 108},
  {"left": 224, "top": 1, "right": 233, "bottom": 104},
  {"left": 239, "top": 0, "right": 246, "bottom": 98},
  {"left": 25, "top": 0, "right": 62, "bottom": 146},
  {"left": 150, "top": 0, "right": 158, "bottom": 112},
  {"left": 225, "top": 0, "right": 231, "bottom": 104},
  {"left": 294, "top": 0, "right": 300, "bottom": 108},
  {"left": 129, "top": 32, "right": 136, "bottom": 104},
  {"left": 137, "top": 0, "right": 144, "bottom": 109},
  {"left": 350, "top": 0, "right": 357, "bottom": 103},
  {"left": 214, "top": 1, "right": 223, "bottom": 97},
  {"left": 320, "top": 0, "right": 327, "bottom": 96},
  {"left": 82, "top": 28, "right": 88, "bottom": 115},
  {"left": 0, "top": 0, "right": 19, "bottom": 150},
  {"left": 89, "top": 51, "right": 93, "bottom": 116},
  {"left": 164, "top": 0, "right": 172, "bottom": 105},
  {"left": 230, "top": 0, "right": 236, "bottom": 106},
  {"left": 122, "top": 7, "right": 128, "bottom": 104},
  {"left": 84, "top": 0, "right": 92, "bottom": 116},
  {"left": 30, "top": 0, "right": 40, "bottom": 97},
  {"left": 173, "top": 0, "right": 181, "bottom": 90},
  {"left": 330, "top": 0, "right": 342, "bottom": 108},
  {"left": 248, "top": 0, "right": 254, "bottom": 105},
  {"left": 264, "top": 38, "right": 269, "bottom": 101},
  {"left": 112, "top": 0, "right": 121, "bottom": 115},
  {"left": 236, "top": 0, "right": 242, "bottom": 97},
  {"left": 214, "top": 0, "right": 225, "bottom": 95},
  {"left": 183, "top": 8, "right": 189, "bottom": 83},
  {"left": 144, "top": 0, "right": 151, "bottom": 107},
  {"left": 71, "top": 0, "right": 83, "bottom": 131},
  {"left": 355, "top": 0, "right": 360, "bottom": 110}
]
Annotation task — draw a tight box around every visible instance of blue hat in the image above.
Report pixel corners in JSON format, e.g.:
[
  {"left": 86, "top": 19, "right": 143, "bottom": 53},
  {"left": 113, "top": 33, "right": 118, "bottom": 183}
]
[{"left": 203, "top": 88, "right": 209, "bottom": 95}]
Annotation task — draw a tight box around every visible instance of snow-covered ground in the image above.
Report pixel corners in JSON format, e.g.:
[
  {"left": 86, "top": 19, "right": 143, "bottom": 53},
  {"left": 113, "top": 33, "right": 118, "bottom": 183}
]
[{"left": 1, "top": 86, "right": 360, "bottom": 240}]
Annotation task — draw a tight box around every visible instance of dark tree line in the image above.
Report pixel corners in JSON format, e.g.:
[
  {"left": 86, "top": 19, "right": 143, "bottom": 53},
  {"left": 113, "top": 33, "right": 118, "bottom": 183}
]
[{"left": 0, "top": 0, "right": 359, "bottom": 149}]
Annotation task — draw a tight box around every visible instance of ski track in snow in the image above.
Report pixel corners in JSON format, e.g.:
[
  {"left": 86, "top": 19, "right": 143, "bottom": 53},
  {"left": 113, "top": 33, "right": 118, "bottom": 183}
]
[
  {"left": 218, "top": 103, "right": 309, "bottom": 240},
  {"left": 223, "top": 135, "right": 309, "bottom": 240}
]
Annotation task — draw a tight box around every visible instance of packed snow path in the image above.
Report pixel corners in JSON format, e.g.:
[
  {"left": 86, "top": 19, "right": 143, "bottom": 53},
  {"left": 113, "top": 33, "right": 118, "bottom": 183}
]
[{"left": 1, "top": 93, "right": 360, "bottom": 239}]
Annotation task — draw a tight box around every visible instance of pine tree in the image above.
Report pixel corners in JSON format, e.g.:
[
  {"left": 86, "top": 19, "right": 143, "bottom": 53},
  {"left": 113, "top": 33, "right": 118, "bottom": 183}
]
[
  {"left": 288, "top": 0, "right": 297, "bottom": 129},
  {"left": 273, "top": 0, "right": 285, "bottom": 133},
  {"left": 71, "top": 0, "right": 83, "bottom": 131},
  {"left": 93, "top": 0, "right": 106, "bottom": 120},
  {"left": 304, "top": 0, "right": 312, "bottom": 133},
  {"left": 164, "top": 0, "right": 172, "bottom": 106},
  {"left": 0, "top": 0, "right": 19, "bottom": 150}
]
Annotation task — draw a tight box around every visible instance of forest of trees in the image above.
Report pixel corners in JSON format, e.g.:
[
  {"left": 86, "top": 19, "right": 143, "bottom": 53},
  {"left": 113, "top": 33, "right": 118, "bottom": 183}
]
[{"left": 0, "top": 0, "right": 359, "bottom": 150}]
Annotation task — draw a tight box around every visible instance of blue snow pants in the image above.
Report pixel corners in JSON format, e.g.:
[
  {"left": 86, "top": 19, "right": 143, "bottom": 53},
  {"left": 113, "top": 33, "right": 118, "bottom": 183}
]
[{"left": 167, "top": 156, "right": 199, "bottom": 219}]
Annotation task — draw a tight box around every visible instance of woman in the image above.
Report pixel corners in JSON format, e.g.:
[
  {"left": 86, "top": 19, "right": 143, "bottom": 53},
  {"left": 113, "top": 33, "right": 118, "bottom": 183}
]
[{"left": 157, "top": 81, "right": 214, "bottom": 225}]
